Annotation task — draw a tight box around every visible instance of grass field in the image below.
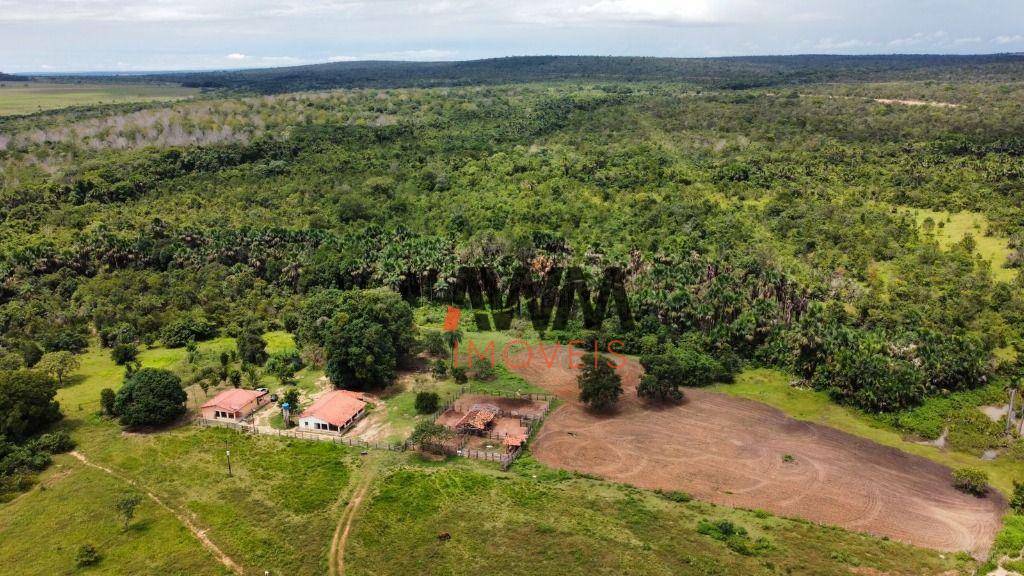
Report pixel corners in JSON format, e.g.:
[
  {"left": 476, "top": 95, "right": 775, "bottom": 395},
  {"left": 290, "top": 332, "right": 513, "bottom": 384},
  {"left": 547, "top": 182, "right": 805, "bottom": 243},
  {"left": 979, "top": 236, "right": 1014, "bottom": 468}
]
[
  {"left": 0, "top": 455, "right": 225, "bottom": 575},
  {"left": 713, "top": 368, "right": 1023, "bottom": 495},
  {"left": 1, "top": 328, "right": 1000, "bottom": 574},
  {"left": 0, "top": 81, "right": 199, "bottom": 116},
  {"left": 345, "top": 461, "right": 973, "bottom": 576},
  {"left": 57, "top": 331, "right": 298, "bottom": 417},
  {"left": 907, "top": 208, "right": 1017, "bottom": 282}
]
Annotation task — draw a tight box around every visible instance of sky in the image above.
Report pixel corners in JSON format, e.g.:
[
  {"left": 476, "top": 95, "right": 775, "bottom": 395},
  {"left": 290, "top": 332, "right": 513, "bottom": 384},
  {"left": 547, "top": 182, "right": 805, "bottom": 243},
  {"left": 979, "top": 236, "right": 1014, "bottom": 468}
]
[{"left": 1, "top": 0, "right": 1022, "bottom": 73}]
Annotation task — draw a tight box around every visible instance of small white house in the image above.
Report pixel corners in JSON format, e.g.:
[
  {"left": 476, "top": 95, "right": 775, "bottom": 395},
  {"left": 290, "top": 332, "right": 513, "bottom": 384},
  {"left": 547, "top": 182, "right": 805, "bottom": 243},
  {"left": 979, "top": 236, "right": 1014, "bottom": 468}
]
[{"left": 298, "top": 390, "right": 367, "bottom": 433}]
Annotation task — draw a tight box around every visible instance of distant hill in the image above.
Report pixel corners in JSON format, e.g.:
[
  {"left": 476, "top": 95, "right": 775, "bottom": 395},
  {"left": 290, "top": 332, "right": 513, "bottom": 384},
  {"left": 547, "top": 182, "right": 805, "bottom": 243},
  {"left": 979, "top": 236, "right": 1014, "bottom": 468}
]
[
  {"left": 137, "top": 54, "right": 1024, "bottom": 94},
  {"left": 0, "top": 72, "right": 30, "bottom": 82}
]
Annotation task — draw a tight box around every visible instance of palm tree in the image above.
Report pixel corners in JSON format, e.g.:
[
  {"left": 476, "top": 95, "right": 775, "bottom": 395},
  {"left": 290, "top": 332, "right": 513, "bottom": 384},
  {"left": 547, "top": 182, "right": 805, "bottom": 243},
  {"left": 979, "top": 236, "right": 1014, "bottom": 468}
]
[
  {"left": 442, "top": 328, "right": 463, "bottom": 369},
  {"left": 243, "top": 363, "right": 261, "bottom": 389}
]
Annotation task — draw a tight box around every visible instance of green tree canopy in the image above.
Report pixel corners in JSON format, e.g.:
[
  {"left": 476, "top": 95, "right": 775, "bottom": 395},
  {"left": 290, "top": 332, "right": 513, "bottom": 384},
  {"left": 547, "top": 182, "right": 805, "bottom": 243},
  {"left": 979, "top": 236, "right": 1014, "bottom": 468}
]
[
  {"left": 577, "top": 353, "right": 623, "bottom": 411},
  {"left": 0, "top": 370, "right": 62, "bottom": 442},
  {"left": 113, "top": 368, "right": 186, "bottom": 427}
]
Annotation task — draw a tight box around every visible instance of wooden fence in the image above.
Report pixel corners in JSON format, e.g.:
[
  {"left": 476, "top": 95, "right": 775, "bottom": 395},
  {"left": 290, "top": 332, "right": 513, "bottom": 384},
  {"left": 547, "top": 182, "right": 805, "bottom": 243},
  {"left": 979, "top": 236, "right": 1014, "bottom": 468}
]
[{"left": 195, "top": 418, "right": 407, "bottom": 451}]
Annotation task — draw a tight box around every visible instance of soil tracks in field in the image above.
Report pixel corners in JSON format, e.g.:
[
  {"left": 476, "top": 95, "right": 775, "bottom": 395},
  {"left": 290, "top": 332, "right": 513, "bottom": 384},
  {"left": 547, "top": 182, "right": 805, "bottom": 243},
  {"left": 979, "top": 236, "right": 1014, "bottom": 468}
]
[{"left": 510, "top": 347, "right": 1005, "bottom": 558}]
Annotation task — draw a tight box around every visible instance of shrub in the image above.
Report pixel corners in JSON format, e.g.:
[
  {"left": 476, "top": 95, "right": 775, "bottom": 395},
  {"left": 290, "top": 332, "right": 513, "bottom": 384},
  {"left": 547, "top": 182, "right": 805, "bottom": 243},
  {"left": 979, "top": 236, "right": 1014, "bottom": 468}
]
[
  {"left": 19, "top": 341, "right": 42, "bottom": 368},
  {"left": 414, "top": 391, "right": 440, "bottom": 414},
  {"left": 99, "top": 323, "right": 137, "bottom": 348},
  {"left": 431, "top": 359, "right": 448, "bottom": 379},
  {"left": 30, "top": 430, "right": 74, "bottom": 454},
  {"left": 655, "top": 489, "right": 692, "bottom": 503},
  {"left": 41, "top": 329, "right": 89, "bottom": 354},
  {"left": 113, "top": 368, "right": 186, "bottom": 427},
  {"left": 160, "top": 315, "right": 215, "bottom": 348},
  {"left": 1011, "top": 481, "right": 1024, "bottom": 513},
  {"left": 952, "top": 467, "right": 989, "bottom": 496},
  {"left": 100, "top": 388, "right": 116, "bottom": 416},
  {"left": 75, "top": 544, "right": 100, "bottom": 567},
  {"left": 0, "top": 352, "right": 23, "bottom": 371},
  {"left": 696, "top": 518, "right": 772, "bottom": 556},
  {"left": 471, "top": 356, "right": 496, "bottom": 381},
  {"left": 423, "top": 330, "right": 448, "bottom": 357},
  {"left": 451, "top": 367, "right": 467, "bottom": 384},
  {"left": 637, "top": 373, "right": 684, "bottom": 403},
  {"left": 110, "top": 343, "right": 139, "bottom": 366}
]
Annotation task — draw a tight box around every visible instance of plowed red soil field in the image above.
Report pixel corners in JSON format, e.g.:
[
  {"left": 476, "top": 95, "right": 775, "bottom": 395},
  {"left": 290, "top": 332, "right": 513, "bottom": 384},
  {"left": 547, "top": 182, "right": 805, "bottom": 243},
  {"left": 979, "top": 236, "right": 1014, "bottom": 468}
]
[{"left": 509, "top": 345, "right": 1005, "bottom": 558}]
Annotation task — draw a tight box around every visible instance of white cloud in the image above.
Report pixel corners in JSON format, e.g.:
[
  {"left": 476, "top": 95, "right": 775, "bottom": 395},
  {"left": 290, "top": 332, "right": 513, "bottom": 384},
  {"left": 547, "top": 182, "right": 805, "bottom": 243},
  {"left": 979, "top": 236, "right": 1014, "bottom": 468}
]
[
  {"left": 888, "top": 30, "right": 947, "bottom": 47},
  {"left": 512, "top": 0, "right": 718, "bottom": 26},
  {"left": 994, "top": 34, "right": 1024, "bottom": 45},
  {"left": 814, "top": 38, "right": 877, "bottom": 51},
  {"left": 3, "top": 1, "right": 1024, "bottom": 72},
  {"left": 329, "top": 49, "right": 459, "bottom": 62},
  {"left": 226, "top": 53, "right": 247, "bottom": 60}
]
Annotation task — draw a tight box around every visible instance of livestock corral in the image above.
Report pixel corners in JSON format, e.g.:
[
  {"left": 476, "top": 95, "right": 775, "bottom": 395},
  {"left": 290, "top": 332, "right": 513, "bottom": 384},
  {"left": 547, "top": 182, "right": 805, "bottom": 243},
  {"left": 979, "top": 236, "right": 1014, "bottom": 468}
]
[
  {"left": 435, "top": 393, "right": 551, "bottom": 462},
  {"left": 508, "top": 345, "right": 1006, "bottom": 558}
]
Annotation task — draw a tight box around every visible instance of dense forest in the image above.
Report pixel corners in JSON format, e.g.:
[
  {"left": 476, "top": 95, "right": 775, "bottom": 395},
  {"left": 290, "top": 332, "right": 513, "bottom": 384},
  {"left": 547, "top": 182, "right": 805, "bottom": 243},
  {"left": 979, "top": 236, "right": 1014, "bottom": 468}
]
[
  {"left": 2, "top": 57, "right": 1024, "bottom": 422},
  {"left": 144, "top": 54, "right": 1024, "bottom": 93}
]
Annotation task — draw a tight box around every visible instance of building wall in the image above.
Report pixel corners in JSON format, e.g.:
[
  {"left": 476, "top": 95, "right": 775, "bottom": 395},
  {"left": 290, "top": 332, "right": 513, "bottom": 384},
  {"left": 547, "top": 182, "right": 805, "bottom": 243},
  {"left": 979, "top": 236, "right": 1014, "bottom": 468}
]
[
  {"left": 201, "top": 394, "right": 269, "bottom": 421},
  {"left": 298, "top": 408, "right": 365, "bottom": 433}
]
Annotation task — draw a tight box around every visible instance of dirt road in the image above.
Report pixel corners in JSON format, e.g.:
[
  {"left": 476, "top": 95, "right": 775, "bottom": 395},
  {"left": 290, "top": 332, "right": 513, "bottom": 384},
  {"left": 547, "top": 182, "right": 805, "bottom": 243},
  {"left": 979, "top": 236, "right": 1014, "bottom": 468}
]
[{"left": 69, "top": 450, "right": 244, "bottom": 574}]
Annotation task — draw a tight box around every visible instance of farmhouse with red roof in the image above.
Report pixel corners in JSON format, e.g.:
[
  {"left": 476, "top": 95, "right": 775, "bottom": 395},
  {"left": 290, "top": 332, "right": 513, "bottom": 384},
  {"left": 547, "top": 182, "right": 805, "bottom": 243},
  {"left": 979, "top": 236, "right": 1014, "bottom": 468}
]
[
  {"left": 298, "top": 389, "right": 368, "bottom": 433},
  {"left": 201, "top": 388, "right": 269, "bottom": 421}
]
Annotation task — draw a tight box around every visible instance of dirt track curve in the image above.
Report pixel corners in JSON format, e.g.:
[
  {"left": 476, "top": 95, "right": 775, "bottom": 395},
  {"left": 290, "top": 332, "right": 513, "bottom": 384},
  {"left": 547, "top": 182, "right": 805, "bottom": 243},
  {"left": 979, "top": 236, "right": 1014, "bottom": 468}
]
[
  {"left": 508, "top": 346, "right": 1005, "bottom": 558},
  {"left": 69, "top": 451, "right": 243, "bottom": 574}
]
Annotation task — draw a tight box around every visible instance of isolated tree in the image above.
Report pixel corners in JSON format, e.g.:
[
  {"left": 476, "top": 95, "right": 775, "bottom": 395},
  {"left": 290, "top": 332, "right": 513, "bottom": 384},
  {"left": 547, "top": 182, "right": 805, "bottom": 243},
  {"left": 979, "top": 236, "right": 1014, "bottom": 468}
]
[
  {"left": 0, "top": 370, "right": 61, "bottom": 441},
  {"left": 952, "top": 467, "right": 989, "bottom": 496},
  {"left": 111, "top": 343, "right": 139, "bottom": 366},
  {"left": 443, "top": 328, "right": 463, "bottom": 368},
  {"left": 115, "top": 493, "right": 142, "bottom": 530},
  {"left": 577, "top": 353, "right": 623, "bottom": 411},
  {"left": 325, "top": 317, "right": 397, "bottom": 390},
  {"left": 414, "top": 391, "right": 440, "bottom": 414},
  {"left": 243, "top": 364, "right": 261, "bottom": 389},
  {"left": 113, "top": 368, "right": 186, "bottom": 427},
  {"left": 409, "top": 420, "right": 454, "bottom": 453},
  {"left": 280, "top": 389, "right": 300, "bottom": 426},
  {"left": 219, "top": 351, "right": 230, "bottom": 369},
  {"left": 451, "top": 367, "right": 468, "bottom": 385},
  {"left": 266, "top": 351, "right": 302, "bottom": 386},
  {"left": 100, "top": 388, "right": 117, "bottom": 416},
  {"left": 229, "top": 370, "right": 242, "bottom": 388},
  {"left": 36, "top": 351, "right": 80, "bottom": 388},
  {"left": 237, "top": 330, "right": 268, "bottom": 366}
]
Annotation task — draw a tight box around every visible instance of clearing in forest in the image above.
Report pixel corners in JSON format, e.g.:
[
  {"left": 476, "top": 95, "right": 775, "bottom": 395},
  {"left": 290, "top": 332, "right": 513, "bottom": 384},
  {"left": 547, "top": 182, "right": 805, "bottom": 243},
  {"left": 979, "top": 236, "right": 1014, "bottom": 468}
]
[{"left": 511, "top": 346, "right": 1006, "bottom": 558}]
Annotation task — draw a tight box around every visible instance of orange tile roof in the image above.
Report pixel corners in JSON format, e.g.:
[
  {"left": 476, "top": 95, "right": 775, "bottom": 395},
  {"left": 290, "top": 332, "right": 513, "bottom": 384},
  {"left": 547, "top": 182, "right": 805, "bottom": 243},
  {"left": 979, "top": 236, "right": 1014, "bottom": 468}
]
[
  {"left": 503, "top": 433, "right": 526, "bottom": 447},
  {"left": 202, "top": 388, "right": 266, "bottom": 411},
  {"left": 300, "top": 390, "right": 367, "bottom": 427},
  {"left": 455, "top": 407, "right": 497, "bottom": 431}
]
